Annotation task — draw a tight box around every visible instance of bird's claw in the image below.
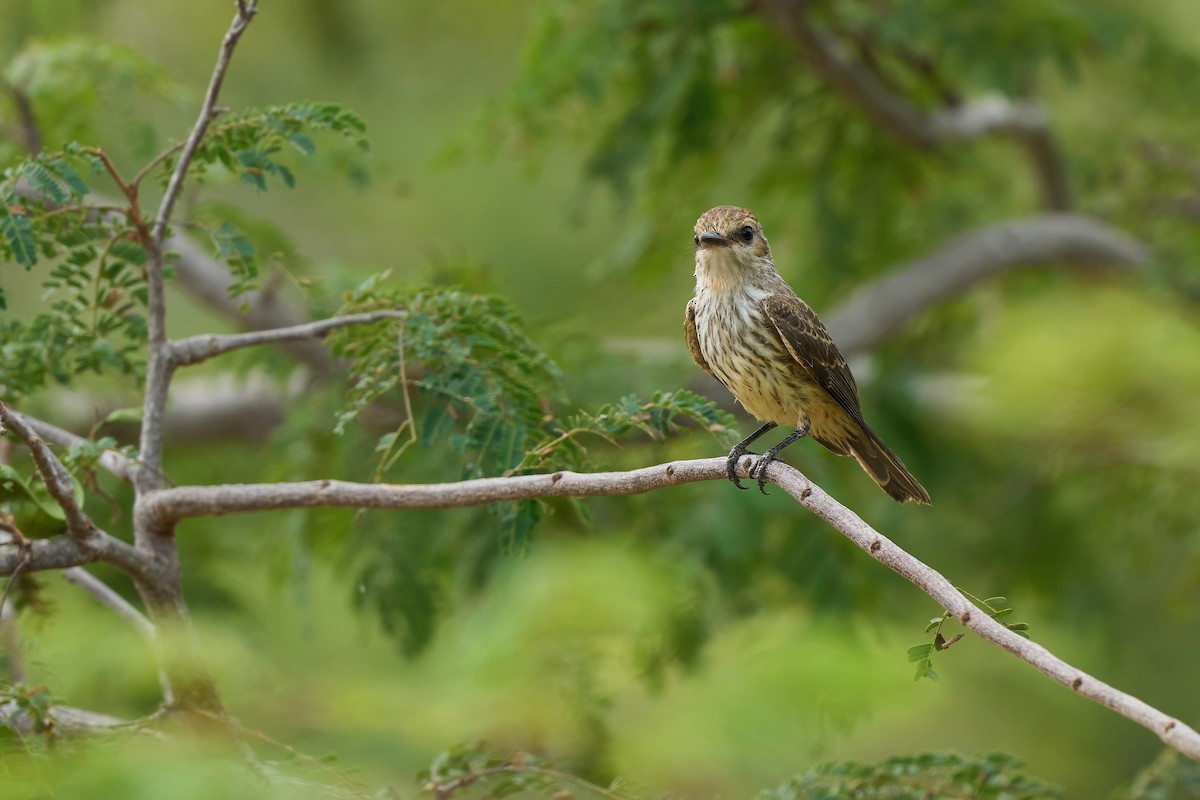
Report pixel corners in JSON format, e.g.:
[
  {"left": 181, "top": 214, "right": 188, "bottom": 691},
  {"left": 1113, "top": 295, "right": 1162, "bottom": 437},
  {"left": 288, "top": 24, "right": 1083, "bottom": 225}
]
[
  {"left": 748, "top": 454, "right": 776, "bottom": 495},
  {"left": 725, "top": 448, "right": 752, "bottom": 490}
]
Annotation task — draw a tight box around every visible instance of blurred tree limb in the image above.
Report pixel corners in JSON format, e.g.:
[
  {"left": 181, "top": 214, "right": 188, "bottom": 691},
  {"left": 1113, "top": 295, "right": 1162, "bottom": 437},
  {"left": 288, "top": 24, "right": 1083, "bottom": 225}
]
[
  {"left": 826, "top": 213, "right": 1150, "bottom": 357},
  {"left": 752, "top": 0, "right": 1071, "bottom": 210}
]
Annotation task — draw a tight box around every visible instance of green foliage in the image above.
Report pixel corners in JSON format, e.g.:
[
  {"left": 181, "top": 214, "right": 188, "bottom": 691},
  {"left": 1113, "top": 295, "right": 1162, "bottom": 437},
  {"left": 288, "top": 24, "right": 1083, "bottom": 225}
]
[
  {"left": 174, "top": 102, "right": 368, "bottom": 192},
  {"left": 908, "top": 593, "right": 1030, "bottom": 682},
  {"left": 330, "top": 274, "right": 733, "bottom": 559},
  {"left": 330, "top": 274, "right": 733, "bottom": 482},
  {"left": 0, "top": 682, "right": 57, "bottom": 746},
  {"left": 761, "top": 752, "right": 1061, "bottom": 800},
  {"left": 1116, "top": 750, "right": 1200, "bottom": 800},
  {"left": 0, "top": 147, "right": 149, "bottom": 397},
  {"left": 1, "top": 36, "right": 175, "bottom": 167},
  {"left": 420, "top": 743, "right": 640, "bottom": 799},
  {"left": 0, "top": 461, "right": 84, "bottom": 538}
]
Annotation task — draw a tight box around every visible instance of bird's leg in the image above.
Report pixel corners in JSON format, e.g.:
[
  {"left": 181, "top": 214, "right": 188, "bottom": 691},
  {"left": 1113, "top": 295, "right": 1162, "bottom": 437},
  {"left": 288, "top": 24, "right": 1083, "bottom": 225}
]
[
  {"left": 725, "top": 422, "right": 777, "bottom": 489},
  {"left": 749, "top": 420, "right": 811, "bottom": 495}
]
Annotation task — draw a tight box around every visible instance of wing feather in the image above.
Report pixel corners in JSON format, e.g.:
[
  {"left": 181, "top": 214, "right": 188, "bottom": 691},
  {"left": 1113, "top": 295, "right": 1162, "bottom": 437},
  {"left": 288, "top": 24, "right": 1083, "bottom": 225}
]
[
  {"left": 760, "top": 293, "right": 865, "bottom": 426},
  {"left": 684, "top": 298, "right": 715, "bottom": 378}
]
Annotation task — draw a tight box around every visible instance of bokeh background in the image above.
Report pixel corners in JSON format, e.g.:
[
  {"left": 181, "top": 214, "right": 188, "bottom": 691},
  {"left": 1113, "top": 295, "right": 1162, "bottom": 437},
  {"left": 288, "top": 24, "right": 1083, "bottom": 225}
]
[{"left": 3, "top": 0, "right": 1200, "bottom": 797}]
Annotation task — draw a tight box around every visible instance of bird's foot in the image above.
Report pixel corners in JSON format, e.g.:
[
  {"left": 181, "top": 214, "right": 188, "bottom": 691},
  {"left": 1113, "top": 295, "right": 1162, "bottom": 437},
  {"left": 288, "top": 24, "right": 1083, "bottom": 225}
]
[
  {"left": 748, "top": 452, "right": 780, "bottom": 495},
  {"left": 725, "top": 445, "right": 755, "bottom": 490}
]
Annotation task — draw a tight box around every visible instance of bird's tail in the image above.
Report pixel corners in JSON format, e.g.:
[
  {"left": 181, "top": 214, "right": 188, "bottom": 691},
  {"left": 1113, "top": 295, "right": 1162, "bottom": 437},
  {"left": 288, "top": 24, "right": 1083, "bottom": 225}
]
[{"left": 847, "top": 424, "right": 931, "bottom": 505}]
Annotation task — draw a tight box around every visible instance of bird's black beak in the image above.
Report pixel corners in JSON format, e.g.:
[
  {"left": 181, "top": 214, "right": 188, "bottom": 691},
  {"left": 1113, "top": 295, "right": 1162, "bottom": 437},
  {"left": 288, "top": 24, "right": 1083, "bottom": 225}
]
[{"left": 697, "top": 231, "right": 730, "bottom": 248}]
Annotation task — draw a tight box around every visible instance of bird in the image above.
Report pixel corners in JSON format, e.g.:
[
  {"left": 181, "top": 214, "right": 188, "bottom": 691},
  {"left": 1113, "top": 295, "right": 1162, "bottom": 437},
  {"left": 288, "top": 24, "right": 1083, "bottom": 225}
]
[{"left": 684, "top": 205, "right": 931, "bottom": 504}]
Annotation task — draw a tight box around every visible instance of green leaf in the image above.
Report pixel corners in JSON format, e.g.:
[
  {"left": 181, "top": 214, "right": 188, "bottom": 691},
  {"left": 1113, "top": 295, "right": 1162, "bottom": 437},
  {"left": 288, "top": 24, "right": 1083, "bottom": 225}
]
[
  {"left": 45, "top": 158, "right": 91, "bottom": 196},
  {"left": 102, "top": 406, "right": 143, "bottom": 425},
  {"left": 1, "top": 208, "right": 38, "bottom": 268},
  {"left": 20, "top": 161, "right": 68, "bottom": 205},
  {"left": 906, "top": 643, "right": 933, "bottom": 662}
]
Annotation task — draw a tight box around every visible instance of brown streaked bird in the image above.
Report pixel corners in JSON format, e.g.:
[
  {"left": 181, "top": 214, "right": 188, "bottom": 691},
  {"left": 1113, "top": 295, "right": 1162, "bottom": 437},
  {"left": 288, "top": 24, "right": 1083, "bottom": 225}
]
[{"left": 685, "top": 205, "right": 931, "bottom": 504}]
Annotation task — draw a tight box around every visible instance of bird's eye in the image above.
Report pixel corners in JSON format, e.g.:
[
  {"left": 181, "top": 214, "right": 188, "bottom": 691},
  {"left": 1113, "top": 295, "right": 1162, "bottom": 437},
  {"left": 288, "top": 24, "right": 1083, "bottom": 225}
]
[
  {"left": 693, "top": 234, "right": 700, "bottom": 247},
  {"left": 738, "top": 225, "right": 754, "bottom": 243}
]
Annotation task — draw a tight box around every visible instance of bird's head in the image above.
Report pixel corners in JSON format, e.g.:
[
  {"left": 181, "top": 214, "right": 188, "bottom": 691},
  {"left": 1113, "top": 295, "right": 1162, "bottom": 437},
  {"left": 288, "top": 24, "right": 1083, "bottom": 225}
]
[{"left": 693, "top": 205, "right": 774, "bottom": 284}]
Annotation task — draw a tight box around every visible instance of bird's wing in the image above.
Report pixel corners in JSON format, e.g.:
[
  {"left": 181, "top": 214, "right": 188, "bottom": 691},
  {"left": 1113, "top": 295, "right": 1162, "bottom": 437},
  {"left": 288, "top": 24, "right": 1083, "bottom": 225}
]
[
  {"left": 684, "top": 298, "right": 715, "bottom": 378},
  {"left": 761, "top": 293, "right": 866, "bottom": 425}
]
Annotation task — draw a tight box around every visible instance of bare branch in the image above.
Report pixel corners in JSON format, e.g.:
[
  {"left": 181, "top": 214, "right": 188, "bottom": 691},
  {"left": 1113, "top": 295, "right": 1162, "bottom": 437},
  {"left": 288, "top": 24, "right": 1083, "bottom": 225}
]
[
  {"left": 0, "top": 700, "right": 142, "bottom": 735},
  {"left": 62, "top": 568, "right": 156, "bottom": 639},
  {"left": 7, "top": 410, "right": 137, "bottom": 484},
  {"left": 753, "top": 0, "right": 1071, "bottom": 209},
  {"left": 1, "top": 403, "right": 94, "bottom": 538},
  {"left": 135, "top": 457, "right": 1200, "bottom": 758},
  {"left": 171, "top": 310, "right": 405, "bottom": 367},
  {"left": 151, "top": 0, "right": 258, "bottom": 246},
  {"left": 825, "top": 214, "right": 1151, "bottom": 358},
  {"left": 137, "top": 2, "right": 259, "bottom": 536},
  {"left": 166, "top": 233, "right": 337, "bottom": 375},
  {"left": 0, "top": 533, "right": 133, "bottom": 578}
]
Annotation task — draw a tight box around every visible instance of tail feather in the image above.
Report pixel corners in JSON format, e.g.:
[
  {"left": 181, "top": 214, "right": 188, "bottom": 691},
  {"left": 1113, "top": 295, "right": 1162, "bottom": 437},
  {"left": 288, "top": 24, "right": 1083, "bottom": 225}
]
[{"left": 847, "top": 425, "right": 931, "bottom": 505}]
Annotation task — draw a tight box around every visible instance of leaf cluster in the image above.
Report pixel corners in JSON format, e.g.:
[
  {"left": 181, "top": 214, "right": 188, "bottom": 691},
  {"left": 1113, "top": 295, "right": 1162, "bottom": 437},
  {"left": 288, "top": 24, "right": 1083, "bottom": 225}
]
[
  {"left": 761, "top": 752, "right": 1061, "bottom": 800},
  {"left": 907, "top": 593, "right": 1030, "bottom": 682},
  {"left": 0, "top": 148, "right": 147, "bottom": 398},
  {"left": 0, "top": 683, "right": 57, "bottom": 748},
  {"left": 330, "top": 275, "right": 734, "bottom": 481}
]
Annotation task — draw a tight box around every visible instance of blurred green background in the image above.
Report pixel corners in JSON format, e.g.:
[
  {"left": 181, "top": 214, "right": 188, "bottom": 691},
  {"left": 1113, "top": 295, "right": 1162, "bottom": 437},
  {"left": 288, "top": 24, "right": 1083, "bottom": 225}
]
[{"left": 3, "top": 0, "right": 1200, "bottom": 797}]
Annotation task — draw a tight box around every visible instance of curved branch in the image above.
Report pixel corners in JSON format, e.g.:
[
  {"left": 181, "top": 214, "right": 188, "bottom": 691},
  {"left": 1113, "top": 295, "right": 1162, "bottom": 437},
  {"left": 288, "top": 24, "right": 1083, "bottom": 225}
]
[
  {"left": 171, "top": 310, "right": 405, "bottom": 367},
  {"left": 135, "top": 457, "right": 1200, "bottom": 759},
  {"left": 825, "top": 214, "right": 1151, "bottom": 358},
  {"left": 753, "top": 0, "right": 1071, "bottom": 209}
]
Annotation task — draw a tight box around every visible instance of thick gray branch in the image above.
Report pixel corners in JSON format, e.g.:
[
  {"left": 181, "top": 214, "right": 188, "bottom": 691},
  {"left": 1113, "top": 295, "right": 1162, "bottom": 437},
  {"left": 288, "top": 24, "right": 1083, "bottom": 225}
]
[
  {"left": 0, "top": 533, "right": 135, "bottom": 578},
  {"left": 135, "top": 457, "right": 1200, "bottom": 759},
  {"left": 754, "top": 0, "right": 1071, "bottom": 209},
  {"left": 171, "top": 310, "right": 404, "bottom": 367},
  {"left": 826, "top": 214, "right": 1151, "bottom": 358}
]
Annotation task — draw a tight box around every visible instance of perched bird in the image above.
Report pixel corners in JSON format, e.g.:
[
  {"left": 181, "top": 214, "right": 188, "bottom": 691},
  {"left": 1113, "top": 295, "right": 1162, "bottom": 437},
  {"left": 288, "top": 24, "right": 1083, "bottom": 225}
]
[{"left": 685, "top": 205, "right": 930, "bottom": 504}]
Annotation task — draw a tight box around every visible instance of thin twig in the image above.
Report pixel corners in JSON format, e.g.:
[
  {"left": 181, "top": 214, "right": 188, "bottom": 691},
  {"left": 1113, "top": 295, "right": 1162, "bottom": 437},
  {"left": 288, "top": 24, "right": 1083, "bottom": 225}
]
[
  {"left": 170, "top": 310, "right": 405, "bottom": 367},
  {"left": 11, "top": 411, "right": 137, "bottom": 484},
  {"left": 135, "top": 456, "right": 1200, "bottom": 759},
  {"left": 0, "top": 403, "right": 94, "bottom": 538},
  {"left": 137, "top": 0, "right": 258, "bottom": 505},
  {"left": 150, "top": 0, "right": 257, "bottom": 247},
  {"left": 61, "top": 568, "right": 156, "bottom": 639}
]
